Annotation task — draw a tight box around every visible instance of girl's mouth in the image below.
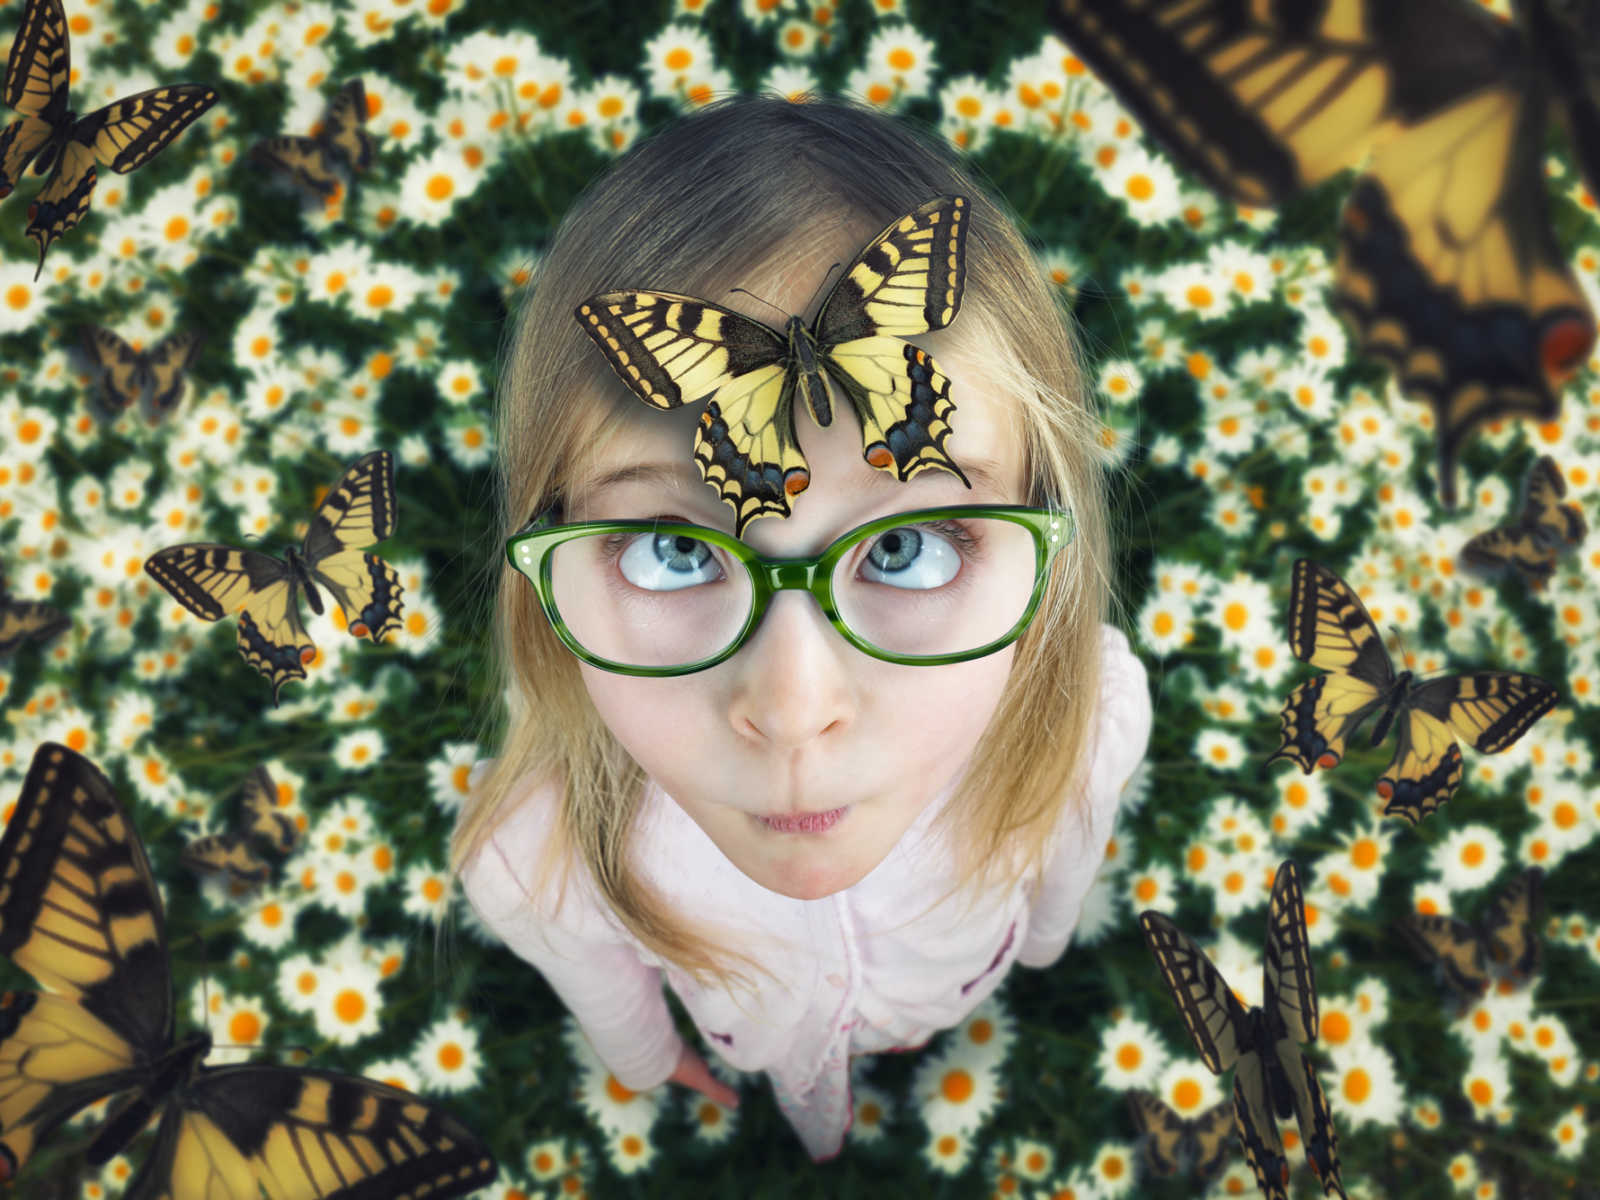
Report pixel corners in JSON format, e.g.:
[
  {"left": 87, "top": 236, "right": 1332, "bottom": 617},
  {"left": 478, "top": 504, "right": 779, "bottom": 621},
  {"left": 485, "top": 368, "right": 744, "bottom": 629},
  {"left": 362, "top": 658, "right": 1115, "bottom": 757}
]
[{"left": 756, "top": 806, "right": 849, "bottom": 834}]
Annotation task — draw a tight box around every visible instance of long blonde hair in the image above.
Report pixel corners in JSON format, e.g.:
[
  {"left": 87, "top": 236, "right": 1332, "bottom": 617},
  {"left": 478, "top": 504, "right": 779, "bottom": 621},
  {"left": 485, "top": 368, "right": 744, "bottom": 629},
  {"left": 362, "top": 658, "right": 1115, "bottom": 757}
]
[{"left": 450, "top": 92, "right": 1124, "bottom": 997}]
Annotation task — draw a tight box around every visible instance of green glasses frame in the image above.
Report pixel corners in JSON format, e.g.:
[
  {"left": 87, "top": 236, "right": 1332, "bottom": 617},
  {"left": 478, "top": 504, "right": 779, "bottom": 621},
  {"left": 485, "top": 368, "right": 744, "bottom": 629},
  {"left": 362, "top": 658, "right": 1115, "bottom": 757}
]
[{"left": 504, "top": 503, "right": 1074, "bottom": 677}]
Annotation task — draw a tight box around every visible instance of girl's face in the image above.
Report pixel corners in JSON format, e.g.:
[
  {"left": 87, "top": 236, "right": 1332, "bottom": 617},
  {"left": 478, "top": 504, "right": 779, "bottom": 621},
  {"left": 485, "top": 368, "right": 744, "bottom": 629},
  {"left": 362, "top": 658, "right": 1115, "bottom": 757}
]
[{"left": 570, "top": 245, "right": 1026, "bottom": 901}]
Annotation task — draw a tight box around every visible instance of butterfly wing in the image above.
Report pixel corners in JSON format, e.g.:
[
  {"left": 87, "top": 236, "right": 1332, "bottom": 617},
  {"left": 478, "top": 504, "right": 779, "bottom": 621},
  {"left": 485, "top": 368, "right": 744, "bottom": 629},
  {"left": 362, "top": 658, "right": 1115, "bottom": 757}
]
[
  {"left": 80, "top": 325, "right": 147, "bottom": 420},
  {"left": 320, "top": 79, "right": 373, "bottom": 171},
  {"left": 1273, "top": 1039, "right": 1348, "bottom": 1198},
  {"left": 1460, "top": 524, "right": 1562, "bottom": 590},
  {"left": 1231, "top": 1054, "right": 1291, "bottom": 1200},
  {"left": 0, "top": 744, "right": 174, "bottom": 1176},
  {"left": 250, "top": 134, "right": 342, "bottom": 199},
  {"left": 0, "top": 0, "right": 70, "bottom": 197},
  {"left": 1397, "top": 912, "right": 1489, "bottom": 999},
  {"left": 0, "top": 594, "right": 69, "bottom": 655},
  {"left": 1137, "top": 912, "right": 1251, "bottom": 1075},
  {"left": 1263, "top": 861, "right": 1317, "bottom": 1045},
  {"left": 1268, "top": 559, "right": 1395, "bottom": 773},
  {"left": 140, "top": 329, "right": 204, "bottom": 423},
  {"left": 27, "top": 83, "right": 217, "bottom": 277},
  {"left": 1375, "top": 671, "right": 1559, "bottom": 821},
  {"left": 1126, "top": 1089, "right": 1186, "bottom": 1176},
  {"left": 144, "top": 544, "right": 314, "bottom": 705},
  {"left": 1046, "top": 0, "right": 1411, "bottom": 206},
  {"left": 239, "top": 766, "right": 297, "bottom": 857},
  {"left": 811, "top": 195, "right": 970, "bottom": 488},
  {"left": 300, "top": 451, "right": 403, "bottom": 644},
  {"left": 179, "top": 834, "right": 271, "bottom": 887},
  {"left": 1189, "top": 1097, "right": 1237, "bottom": 1178},
  {"left": 576, "top": 290, "right": 802, "bottom": 534},
  {"left": 1526, "top": 461, "right": 1589, "bottom": 555},
  {"left": 1048, "top": 0, "right": 1594, "bottom": 510},
  {"left": 119, "top": 1065, "right": 497, "bottom": 1200},
  {"left": 1481, "top": 866, "right": 1543, "bottom": 982}
]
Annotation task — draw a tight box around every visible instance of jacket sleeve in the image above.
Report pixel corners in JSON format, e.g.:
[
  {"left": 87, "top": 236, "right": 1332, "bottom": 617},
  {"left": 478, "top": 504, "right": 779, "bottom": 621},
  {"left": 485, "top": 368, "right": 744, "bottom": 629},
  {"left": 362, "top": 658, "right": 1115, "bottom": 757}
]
[
  {"left": 1015, "top": 624, "right": 1153, "bottom": 968},
  {"left": 458, "top": 767, "right": 684, "bottom": 1090}
]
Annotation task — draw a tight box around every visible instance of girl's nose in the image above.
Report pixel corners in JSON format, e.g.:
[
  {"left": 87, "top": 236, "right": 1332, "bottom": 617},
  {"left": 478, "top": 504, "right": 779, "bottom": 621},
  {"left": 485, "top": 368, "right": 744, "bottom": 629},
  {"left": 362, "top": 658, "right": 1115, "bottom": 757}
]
[{"left": 726, "top": 590, "right": 853, "bottom": 746}]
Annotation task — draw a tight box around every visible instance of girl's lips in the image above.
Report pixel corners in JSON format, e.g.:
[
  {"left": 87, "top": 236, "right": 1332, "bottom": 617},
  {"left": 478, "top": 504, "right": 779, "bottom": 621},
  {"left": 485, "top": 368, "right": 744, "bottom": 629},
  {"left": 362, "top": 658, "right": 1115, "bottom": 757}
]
[{"left": 756, "top": 806, "right": 849, "bottom": 834}]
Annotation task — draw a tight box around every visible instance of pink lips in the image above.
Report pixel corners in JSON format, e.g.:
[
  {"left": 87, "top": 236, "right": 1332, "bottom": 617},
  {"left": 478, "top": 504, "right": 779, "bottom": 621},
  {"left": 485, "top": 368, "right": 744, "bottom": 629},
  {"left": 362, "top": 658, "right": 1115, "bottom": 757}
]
[{"left": 757, "top": 806, "right": 849, "bottom": 834}]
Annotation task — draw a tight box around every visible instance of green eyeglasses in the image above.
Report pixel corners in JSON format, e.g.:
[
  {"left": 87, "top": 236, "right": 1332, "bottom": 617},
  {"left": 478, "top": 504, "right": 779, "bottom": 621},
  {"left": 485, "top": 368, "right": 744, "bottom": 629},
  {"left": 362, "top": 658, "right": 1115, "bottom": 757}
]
[{"left": 505, "top": 502, "right": 1073, "bottom": 677}]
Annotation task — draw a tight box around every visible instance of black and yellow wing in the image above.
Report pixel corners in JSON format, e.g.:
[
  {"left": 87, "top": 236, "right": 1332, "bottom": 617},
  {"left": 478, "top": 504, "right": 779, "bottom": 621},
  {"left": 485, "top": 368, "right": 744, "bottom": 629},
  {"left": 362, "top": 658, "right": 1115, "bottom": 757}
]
[
  {"left": 144, "top": 451, "right": 403, "bottom": 705},
  {"left": 1266, "top": 558, "right": 1396, "bottom": 774},
  {"left": 250, "top": 134, "right": 342, "bottom": 199},
  {"left": 0, "top": 743, "right": 173, "bottom": 1179},
  {"left": 298, "top": 448, "right": 403, "bottom": 646},
  {"left": 1379, "top": 671, "right": 1558, "bottom": 824},
  {"left": 1461, "top": 456, "right": 1588, "bottom": 589},
  {"left": 1138, "top": 912, "right": 1250, "bottom": 1077},
  {"left": 319, "top": 78, "right": 373, "bottom": 172},
  {"left": 119, "top": 1065, "right": 495, "bottom": 1200},
  {"left": 0, "top": 743, "right": 499, "bottom": 1198},
  {"left": 1046, "top": 0, "right": 1600, "bottom": 509},
  {"left": 575, "top": 195, "right": 972, "bottom": 536},
  {"left": 140, "top": 329, "right": 205, "bottom": 423},
  {"left": 1481, "top": 865, "right": 1543, "bottom": 981},
  {"left": 238, "top": 765, "right": 297, "bottom": 857},
  {"left": 0, "top": 576, "right": 68, "bottom": 654},
  {"left": 0, "top": 0, "right": 217, "bottom": 278},
  {"left": 144, "top": 542, "right": 314, "bottom": 705},
  {"left": 0, "top": 0, "right": 69, "bottom": 202},
  {"left": 1127, "top": 1089, "right": 1234, "bottom": 1178}
]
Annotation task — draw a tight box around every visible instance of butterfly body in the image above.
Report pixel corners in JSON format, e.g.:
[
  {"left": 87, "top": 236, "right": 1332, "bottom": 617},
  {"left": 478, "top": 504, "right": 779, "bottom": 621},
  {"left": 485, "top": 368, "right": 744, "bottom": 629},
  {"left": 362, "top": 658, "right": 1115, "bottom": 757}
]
[
  {"left": 0, "top": 743, "right": 498, "bottom": 1197},
  {"left": 1, "top": 0, "right": 217, "bottom": 277},
  {"left": 145, "top": 452, "right": 403, "bottom": 705},
  {"left": 1046, "top": 0, "right": 1600, "bottom": 507},
  {"left": 1267, "top": 558, "right": 1558, "bottom": 823},
  {"left": 576, "top": 194, "right": 972, "bottom": 536},
  {"left": 1140, "top": 862, "right": 1347, "bottom": 1199}
]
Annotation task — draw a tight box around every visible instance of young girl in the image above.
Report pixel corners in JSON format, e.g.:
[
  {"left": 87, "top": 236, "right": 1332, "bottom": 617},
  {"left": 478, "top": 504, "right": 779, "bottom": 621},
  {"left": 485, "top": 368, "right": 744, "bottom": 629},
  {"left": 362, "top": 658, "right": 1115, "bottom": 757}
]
[{"left": 451, "top": 92, "right": 1152, "bottom": 1163}]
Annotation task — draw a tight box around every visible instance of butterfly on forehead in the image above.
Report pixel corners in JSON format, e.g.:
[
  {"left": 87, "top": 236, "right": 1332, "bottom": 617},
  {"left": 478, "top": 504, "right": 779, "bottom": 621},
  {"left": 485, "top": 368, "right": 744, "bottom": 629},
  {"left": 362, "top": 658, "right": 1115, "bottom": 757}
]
[
  {"left": 0, "top": 742, "right": 499, "bottom": 1197},
  {"left": 1046, "top": 0, "right": 1600, "bottom": 509},
  {"left": 575, "top": 194, "right": 973, "bottom": 538},
  {"left": 1140, "top": 862, "right": 1348, "bottom": 1200},
  {"left": 1460, "top": 455, "right": 1588, "bottom": 590},
  {"left": 144, "top": 451, "right": 404, "bottom": 705},
  {"left": 1397, "top": 867, "right": 1544, "bottom": 1004},
  {"left": 79, "top": 325, "right": 204, "bottom": 425},
  {"left": 1264, "top": 558, "right": 1560, "bottom": 825},
  {"left": 250, "top": 79, "right": 374, "bottom": 201},
  {"left": 0, "top": 0, "right": 217, "bottom": 279}
]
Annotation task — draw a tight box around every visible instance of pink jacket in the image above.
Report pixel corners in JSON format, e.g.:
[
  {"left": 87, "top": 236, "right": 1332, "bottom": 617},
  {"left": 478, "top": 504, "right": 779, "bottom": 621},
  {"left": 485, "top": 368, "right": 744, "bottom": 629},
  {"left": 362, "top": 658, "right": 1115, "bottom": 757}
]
[{"left": 460, "top": 623, "right": 1152, "bottom": 1160}]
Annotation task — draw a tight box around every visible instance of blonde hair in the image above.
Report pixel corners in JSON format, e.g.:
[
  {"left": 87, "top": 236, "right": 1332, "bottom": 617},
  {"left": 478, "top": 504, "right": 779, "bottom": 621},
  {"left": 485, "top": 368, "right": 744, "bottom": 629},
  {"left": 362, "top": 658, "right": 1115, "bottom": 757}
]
[{"left": 450, "top": 92, "right": 1124, "bottom": 997}]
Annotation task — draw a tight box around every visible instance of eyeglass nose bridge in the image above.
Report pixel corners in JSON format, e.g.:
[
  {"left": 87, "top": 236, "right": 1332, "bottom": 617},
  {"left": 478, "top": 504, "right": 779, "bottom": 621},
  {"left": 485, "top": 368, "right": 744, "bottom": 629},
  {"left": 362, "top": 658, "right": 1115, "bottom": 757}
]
[{"left": 742, "top": 555, "right": 841, "bottom": 628}]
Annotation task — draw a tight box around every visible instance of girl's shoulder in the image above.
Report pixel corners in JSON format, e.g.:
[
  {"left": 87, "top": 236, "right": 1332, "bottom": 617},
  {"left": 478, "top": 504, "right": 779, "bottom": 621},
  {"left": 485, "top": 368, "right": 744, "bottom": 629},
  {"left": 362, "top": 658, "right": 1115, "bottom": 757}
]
[{"left": 459, "top": 763, "right": 602, "bottom": 927}]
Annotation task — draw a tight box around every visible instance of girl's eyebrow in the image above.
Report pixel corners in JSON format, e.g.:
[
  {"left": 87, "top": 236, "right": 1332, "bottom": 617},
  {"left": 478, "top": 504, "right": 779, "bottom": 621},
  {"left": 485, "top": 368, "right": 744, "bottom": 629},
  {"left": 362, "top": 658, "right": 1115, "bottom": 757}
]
[{"left": 581, "top": 457, "right": 1012, "bottom": 499}]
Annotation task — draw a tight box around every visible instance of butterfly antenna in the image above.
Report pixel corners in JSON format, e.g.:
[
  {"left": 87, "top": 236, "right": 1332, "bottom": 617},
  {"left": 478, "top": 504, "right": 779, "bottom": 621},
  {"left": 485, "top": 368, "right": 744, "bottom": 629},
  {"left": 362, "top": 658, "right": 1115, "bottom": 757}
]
[{"left": 725, "top": 288, "right": 793, "bottom": 323}]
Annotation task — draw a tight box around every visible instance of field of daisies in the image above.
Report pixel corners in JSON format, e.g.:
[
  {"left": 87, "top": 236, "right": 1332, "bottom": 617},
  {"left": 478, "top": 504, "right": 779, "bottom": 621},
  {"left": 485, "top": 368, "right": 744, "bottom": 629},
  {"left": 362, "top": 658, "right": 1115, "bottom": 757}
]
[{"left": 1, "top": 1, "right": 1598, "bottom": 1198}]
